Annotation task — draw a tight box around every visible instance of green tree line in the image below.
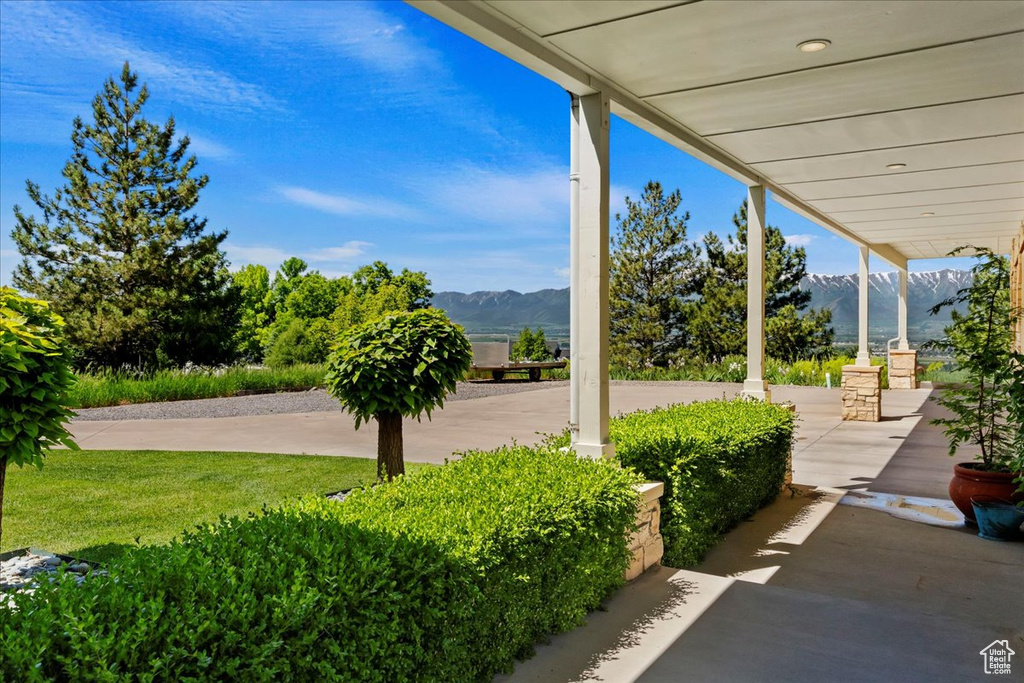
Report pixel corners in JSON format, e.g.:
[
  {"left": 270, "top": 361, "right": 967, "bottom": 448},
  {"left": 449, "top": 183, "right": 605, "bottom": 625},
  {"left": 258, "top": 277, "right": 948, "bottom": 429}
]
[
  {"left": 610, "top": 181, "right": 834, "bottom": 369},
  {"left": 10, "top": 63, "right": 430, "bottom": 370}
]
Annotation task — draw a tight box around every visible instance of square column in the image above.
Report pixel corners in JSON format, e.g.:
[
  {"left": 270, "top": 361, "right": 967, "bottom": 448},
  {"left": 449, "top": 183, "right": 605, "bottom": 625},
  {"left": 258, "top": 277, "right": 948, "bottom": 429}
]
[
  {"left": 856, "top": 246, "right": 871, "bottom": 367},
  {"left": 573, "top": 91, "right": 614, "bottom": 460},
  {"left": 742, "top": 185, "right": 770, "bottom": 401},
  {"left": 897, "top": 266, "right": 909, "bottom": 350},
  {"left": 569, "top": 95, "right": 581, "bottom": 443}
]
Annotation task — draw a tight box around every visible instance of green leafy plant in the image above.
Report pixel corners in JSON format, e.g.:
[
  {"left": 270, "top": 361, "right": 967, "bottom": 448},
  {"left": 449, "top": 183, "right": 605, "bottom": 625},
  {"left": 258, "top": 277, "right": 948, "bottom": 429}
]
[
  {"left": 926, "top": 247, "right": 1018, "bottom": 471},
  {"left": 0, "top": 288, "right": 78, "bottom": 547},
  {"left": 1, "top": 445, "right": 641, "bottom": 681},
  {"left": 549, "top": 398, "right": 794, "bottom": 566},
  {"left": 1000, "top": 351, "right": 1024, "bottom": 497},
  {"left": 511, "top": 327, "right": 551, "bottom": 361},
  {"left": 325, "top": 309, "right": 471, "bottom": 481}
]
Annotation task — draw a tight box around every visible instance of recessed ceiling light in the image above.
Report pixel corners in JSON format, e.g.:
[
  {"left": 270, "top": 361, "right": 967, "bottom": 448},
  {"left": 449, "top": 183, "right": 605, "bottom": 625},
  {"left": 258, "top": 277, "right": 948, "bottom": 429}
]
[
  {"left": 797, "top": 39, "right": 831, "bottom": 53},
  {"left": 920, "top": 211, "right": 935, "bottom": 216},
  {"left": 886, "top": 163, "right": 907, "bottom": 170}
]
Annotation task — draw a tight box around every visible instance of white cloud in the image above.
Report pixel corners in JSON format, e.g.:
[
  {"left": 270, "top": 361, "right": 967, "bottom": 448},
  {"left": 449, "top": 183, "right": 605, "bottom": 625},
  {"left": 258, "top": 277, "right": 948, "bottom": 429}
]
[
  {"left": 167, "top": 1, "right": 441, "bottom": 81},
  {"left": 224, "top": 240, "right": 372, "bottom": 272},
  {"left": 278, "top": 186, "right": 416, "bottom": 220},
  {"left": 223, "top": 244, "right": 288, "bottom": 268},
  {"left": 0, "top": 1, "right": 282, "bottom": 129},
  {"left": 405, "top": 163, "right": 569, "bottom": 236},
  {"left": 161, "top": 1, "right": 507, "bottom": 143},
  {"left": 306, "top": 243, "right": 373, "bottom": 261},
  {"left": 784, "top": 233, "right": 815, "bottom": 247},
  {"left": 554, "top": 267, "right": 571, "bottom": 280},
  {"left": 182, "top": 133, "right": 235, "bottom": 161}
]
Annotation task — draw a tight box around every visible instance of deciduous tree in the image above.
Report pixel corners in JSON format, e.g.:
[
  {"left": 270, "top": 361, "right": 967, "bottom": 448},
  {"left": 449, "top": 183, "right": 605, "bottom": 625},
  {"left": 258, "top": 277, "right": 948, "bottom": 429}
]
[{"left": 325, "top": 309, "right": 471, "bottom": 481}]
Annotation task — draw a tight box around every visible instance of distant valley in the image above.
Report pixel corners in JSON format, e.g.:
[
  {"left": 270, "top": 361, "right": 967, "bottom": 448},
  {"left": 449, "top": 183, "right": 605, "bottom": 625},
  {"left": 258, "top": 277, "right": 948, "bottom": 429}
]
[{"left": 431, "top": 269, "right": 971, "bottom": 347}]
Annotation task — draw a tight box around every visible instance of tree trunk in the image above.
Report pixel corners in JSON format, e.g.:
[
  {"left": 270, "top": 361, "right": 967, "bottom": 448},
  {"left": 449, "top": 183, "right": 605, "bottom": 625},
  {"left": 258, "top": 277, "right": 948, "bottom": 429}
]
[
  {"left": 0, "top": 456, "right": 7, "bottom": 550},
  {"left": 376, "top": 412, "right": 405, "bottom": 482}
]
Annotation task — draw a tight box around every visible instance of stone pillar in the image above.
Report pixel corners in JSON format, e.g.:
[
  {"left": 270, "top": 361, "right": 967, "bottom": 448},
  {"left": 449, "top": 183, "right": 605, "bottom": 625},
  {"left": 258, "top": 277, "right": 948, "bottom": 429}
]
[
  {"left": 626, "top": 482, "right": 664, "bottom": 581},
  {"left": 841, "top": 364, "right": 882, "bottom": 421},
  {"left": 782, "top": 403, "right": 796, "bottom": 487},
  {"left": 888, "top": 349, "right": 918, "bottom": 390}
]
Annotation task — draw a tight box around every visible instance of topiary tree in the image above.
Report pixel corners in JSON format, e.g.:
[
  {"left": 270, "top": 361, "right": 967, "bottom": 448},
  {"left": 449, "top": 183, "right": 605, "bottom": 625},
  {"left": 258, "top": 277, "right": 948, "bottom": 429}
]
[
  {"left": 1, "top": 288, "right": 78, "bottom": 548},
  {"left": 325, "top": 309, "right": 472, "bottom": 481}
]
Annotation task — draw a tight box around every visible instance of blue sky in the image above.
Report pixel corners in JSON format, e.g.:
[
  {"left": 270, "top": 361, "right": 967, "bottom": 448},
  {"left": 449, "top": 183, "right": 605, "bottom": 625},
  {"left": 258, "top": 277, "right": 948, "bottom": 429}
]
[{"left": 0, "top": 1, "right": 971, "bottom": 293}]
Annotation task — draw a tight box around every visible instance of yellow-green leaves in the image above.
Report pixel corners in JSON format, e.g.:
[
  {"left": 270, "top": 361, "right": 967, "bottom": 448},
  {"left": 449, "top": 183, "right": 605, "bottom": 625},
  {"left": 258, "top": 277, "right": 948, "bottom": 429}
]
[{"left": 0, "top": 287, "right": 78, "bottom": 469}]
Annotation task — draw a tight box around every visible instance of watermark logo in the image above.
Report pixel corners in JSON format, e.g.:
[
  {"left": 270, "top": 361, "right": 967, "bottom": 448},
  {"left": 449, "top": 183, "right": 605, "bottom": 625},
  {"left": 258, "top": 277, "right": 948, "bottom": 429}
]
[{"left": 980, "top": 640, "right": 1015, "bottom": 675}]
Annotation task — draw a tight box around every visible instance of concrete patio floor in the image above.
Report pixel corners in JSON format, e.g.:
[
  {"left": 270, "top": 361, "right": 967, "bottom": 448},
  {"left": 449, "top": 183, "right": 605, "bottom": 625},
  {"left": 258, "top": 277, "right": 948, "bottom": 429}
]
[
  {"left": 495, "top": 386, "right": 1023, "bottom": 683},
  {"left": 69, "top": 382, "right": 1023, "bottom": 680}
]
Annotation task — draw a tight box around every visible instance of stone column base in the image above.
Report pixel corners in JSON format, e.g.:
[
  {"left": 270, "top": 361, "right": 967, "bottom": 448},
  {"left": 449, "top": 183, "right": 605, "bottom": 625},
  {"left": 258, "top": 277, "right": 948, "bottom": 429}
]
[
  {"left": 626, "top": 482, "right": 664, "bottom": 581},
  {"left": 841, "top": 364, "right": 882, "bottom": 421},
  {"left": 782, "top": 403, "right": 796, "bottom": 488},
  {"left": 889, "top": 349, "right": 918, "bottom": 389}
]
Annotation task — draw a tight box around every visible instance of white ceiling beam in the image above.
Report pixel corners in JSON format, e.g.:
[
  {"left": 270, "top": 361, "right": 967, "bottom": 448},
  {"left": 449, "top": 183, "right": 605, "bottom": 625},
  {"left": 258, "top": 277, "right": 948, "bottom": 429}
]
[{"left": 408, "top": 0, "right": 912, "bottom": 268}]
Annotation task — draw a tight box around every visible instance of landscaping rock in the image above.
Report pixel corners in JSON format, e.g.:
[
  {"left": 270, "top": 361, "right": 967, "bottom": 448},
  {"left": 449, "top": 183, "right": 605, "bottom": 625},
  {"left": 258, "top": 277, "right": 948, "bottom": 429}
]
[{"left": 1, "top": 551, "right": 106, "bottom": 607}]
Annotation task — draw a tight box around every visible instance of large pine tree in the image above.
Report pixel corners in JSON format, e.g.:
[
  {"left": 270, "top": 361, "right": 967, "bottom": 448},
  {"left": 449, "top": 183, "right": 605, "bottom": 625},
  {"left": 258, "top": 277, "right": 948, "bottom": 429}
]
[
  {"left": 11, "top": 63, "right": 236, "bottom": 368},
  {"left": 609, "top": 181, "right": 700, "bottom": 368},
  {"left": 688, "top": 201, "right": 834, "bottom": 362}
]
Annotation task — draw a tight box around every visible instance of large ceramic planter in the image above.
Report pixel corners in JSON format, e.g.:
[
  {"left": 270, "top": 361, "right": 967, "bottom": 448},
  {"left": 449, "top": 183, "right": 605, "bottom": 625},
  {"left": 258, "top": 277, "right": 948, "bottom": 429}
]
[{"left": 949, "top": 463, "right": 1023, "bottom": 524}]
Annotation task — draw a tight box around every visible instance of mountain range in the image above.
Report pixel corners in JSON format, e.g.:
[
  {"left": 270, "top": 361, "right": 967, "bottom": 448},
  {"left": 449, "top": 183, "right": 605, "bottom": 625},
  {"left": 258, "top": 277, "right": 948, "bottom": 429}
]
[{"left": 430, "top": 269, "right": 972, "bottom": 346}]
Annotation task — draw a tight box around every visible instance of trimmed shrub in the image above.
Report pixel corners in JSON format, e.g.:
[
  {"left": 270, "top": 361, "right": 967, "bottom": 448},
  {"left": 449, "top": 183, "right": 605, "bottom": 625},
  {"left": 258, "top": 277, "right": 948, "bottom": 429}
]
[
  {"left": 549, "top": 398, "right": 794, "bottom": 567},
  {"left": 613, "top": 400, "right": 794, "bottom": 566},
  {"left": 265, "top": 317, "right": 333, "bottom": 367},
  {"left": 1, "top": 446, "right": 641, "bottom": 681}
]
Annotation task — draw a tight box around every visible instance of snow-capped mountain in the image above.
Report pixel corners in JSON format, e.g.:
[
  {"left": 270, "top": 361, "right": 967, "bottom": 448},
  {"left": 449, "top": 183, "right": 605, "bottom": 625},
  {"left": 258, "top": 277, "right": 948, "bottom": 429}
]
[{"left": 431, "top": 269, "right": 971, "bottom": 344}]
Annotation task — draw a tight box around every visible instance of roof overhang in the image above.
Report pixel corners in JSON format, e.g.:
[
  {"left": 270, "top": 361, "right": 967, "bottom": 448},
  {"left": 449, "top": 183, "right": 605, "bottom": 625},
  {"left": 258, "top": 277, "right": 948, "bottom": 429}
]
[{"left": 408, "top": 0, "right": 1024, "bottom": 267}]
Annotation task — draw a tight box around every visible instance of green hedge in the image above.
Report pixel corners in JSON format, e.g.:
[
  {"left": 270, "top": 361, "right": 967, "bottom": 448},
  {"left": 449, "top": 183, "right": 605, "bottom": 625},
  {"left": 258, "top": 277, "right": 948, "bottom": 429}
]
[
  {"left": 1, "top": 446, "right": 641, "bottom": 681},
  {"left": 548, "top": 398, "right": 794, "bottom": 567},
  {"left": 612, "top": 399, "right": 794, "bottom": 566}
]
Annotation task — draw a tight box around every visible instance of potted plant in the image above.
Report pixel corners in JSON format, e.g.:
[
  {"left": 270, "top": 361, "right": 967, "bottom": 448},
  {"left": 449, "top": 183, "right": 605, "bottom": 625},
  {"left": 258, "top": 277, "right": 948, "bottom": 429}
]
[{"left": 927, "top": 247, "right": 1023, "bottom": 525}]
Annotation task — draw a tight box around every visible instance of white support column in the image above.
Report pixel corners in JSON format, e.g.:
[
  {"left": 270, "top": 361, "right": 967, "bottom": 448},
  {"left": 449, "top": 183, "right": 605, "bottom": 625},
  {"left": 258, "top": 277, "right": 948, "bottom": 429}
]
[
  {"left": 573, "top": 91, "right": 614, "bottom": 460},
  {"left": 742, "top": 185, "right": 770, "bottom": 401},
  {"left": 897, "top": 266, "right": 909, "bottom": 350},
  {"left": 569, "top": 94, "right": 581, "bottom": 444},
  {"left": 857, "top": 246, "right": 872, "bottom": 366}
]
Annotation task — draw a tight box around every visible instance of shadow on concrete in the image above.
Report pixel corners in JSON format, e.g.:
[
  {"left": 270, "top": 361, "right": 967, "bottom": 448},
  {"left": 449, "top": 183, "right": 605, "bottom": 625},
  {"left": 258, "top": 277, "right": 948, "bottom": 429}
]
[{"left": 868, "top": 388, "right": 966, "bottom": 499}]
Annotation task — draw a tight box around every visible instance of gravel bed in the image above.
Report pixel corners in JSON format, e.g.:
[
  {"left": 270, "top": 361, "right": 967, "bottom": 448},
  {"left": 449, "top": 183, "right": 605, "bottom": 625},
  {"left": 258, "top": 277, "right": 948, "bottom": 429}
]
[
  {"left": 73, "top": 380, "right": 570, "bottom": 421},
  {"left": 1, "top": 551, "right": 104, "bottom": 607}
]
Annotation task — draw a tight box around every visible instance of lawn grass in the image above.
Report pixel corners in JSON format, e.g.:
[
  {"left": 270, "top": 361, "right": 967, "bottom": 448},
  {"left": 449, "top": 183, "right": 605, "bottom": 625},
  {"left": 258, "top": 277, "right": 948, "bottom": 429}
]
[
  {"left": 69, "top": 364, "right": 327, "bottom": 408},
  {"left": 2, "top": 449, "right": 426, "bottom": 563}
]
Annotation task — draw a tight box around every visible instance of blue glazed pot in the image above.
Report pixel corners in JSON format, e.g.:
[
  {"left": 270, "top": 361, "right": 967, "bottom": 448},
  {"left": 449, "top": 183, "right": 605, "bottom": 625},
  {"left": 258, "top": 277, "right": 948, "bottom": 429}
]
[{"left": 971, "top": 497, "right": 1024, "bottom": 541}]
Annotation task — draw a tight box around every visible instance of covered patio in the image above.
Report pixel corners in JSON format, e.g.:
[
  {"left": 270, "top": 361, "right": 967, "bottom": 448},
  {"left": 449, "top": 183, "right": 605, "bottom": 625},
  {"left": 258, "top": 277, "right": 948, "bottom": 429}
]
[
  {"left": 494, "top": 383, "right": 1023, "bottom": 682},
  {"left": 409, "top": 0, "right": 1024, "bottom": 451},
  {"left": 399, "top": 2, "right": 1024, "bottom": 680}
]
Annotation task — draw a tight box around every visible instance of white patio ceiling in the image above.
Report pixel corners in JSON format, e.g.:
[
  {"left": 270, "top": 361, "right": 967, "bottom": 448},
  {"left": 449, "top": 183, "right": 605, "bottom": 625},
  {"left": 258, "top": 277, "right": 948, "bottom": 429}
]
[{"left": 409, "top": 0, "right": 1024, "bottom": 265}]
